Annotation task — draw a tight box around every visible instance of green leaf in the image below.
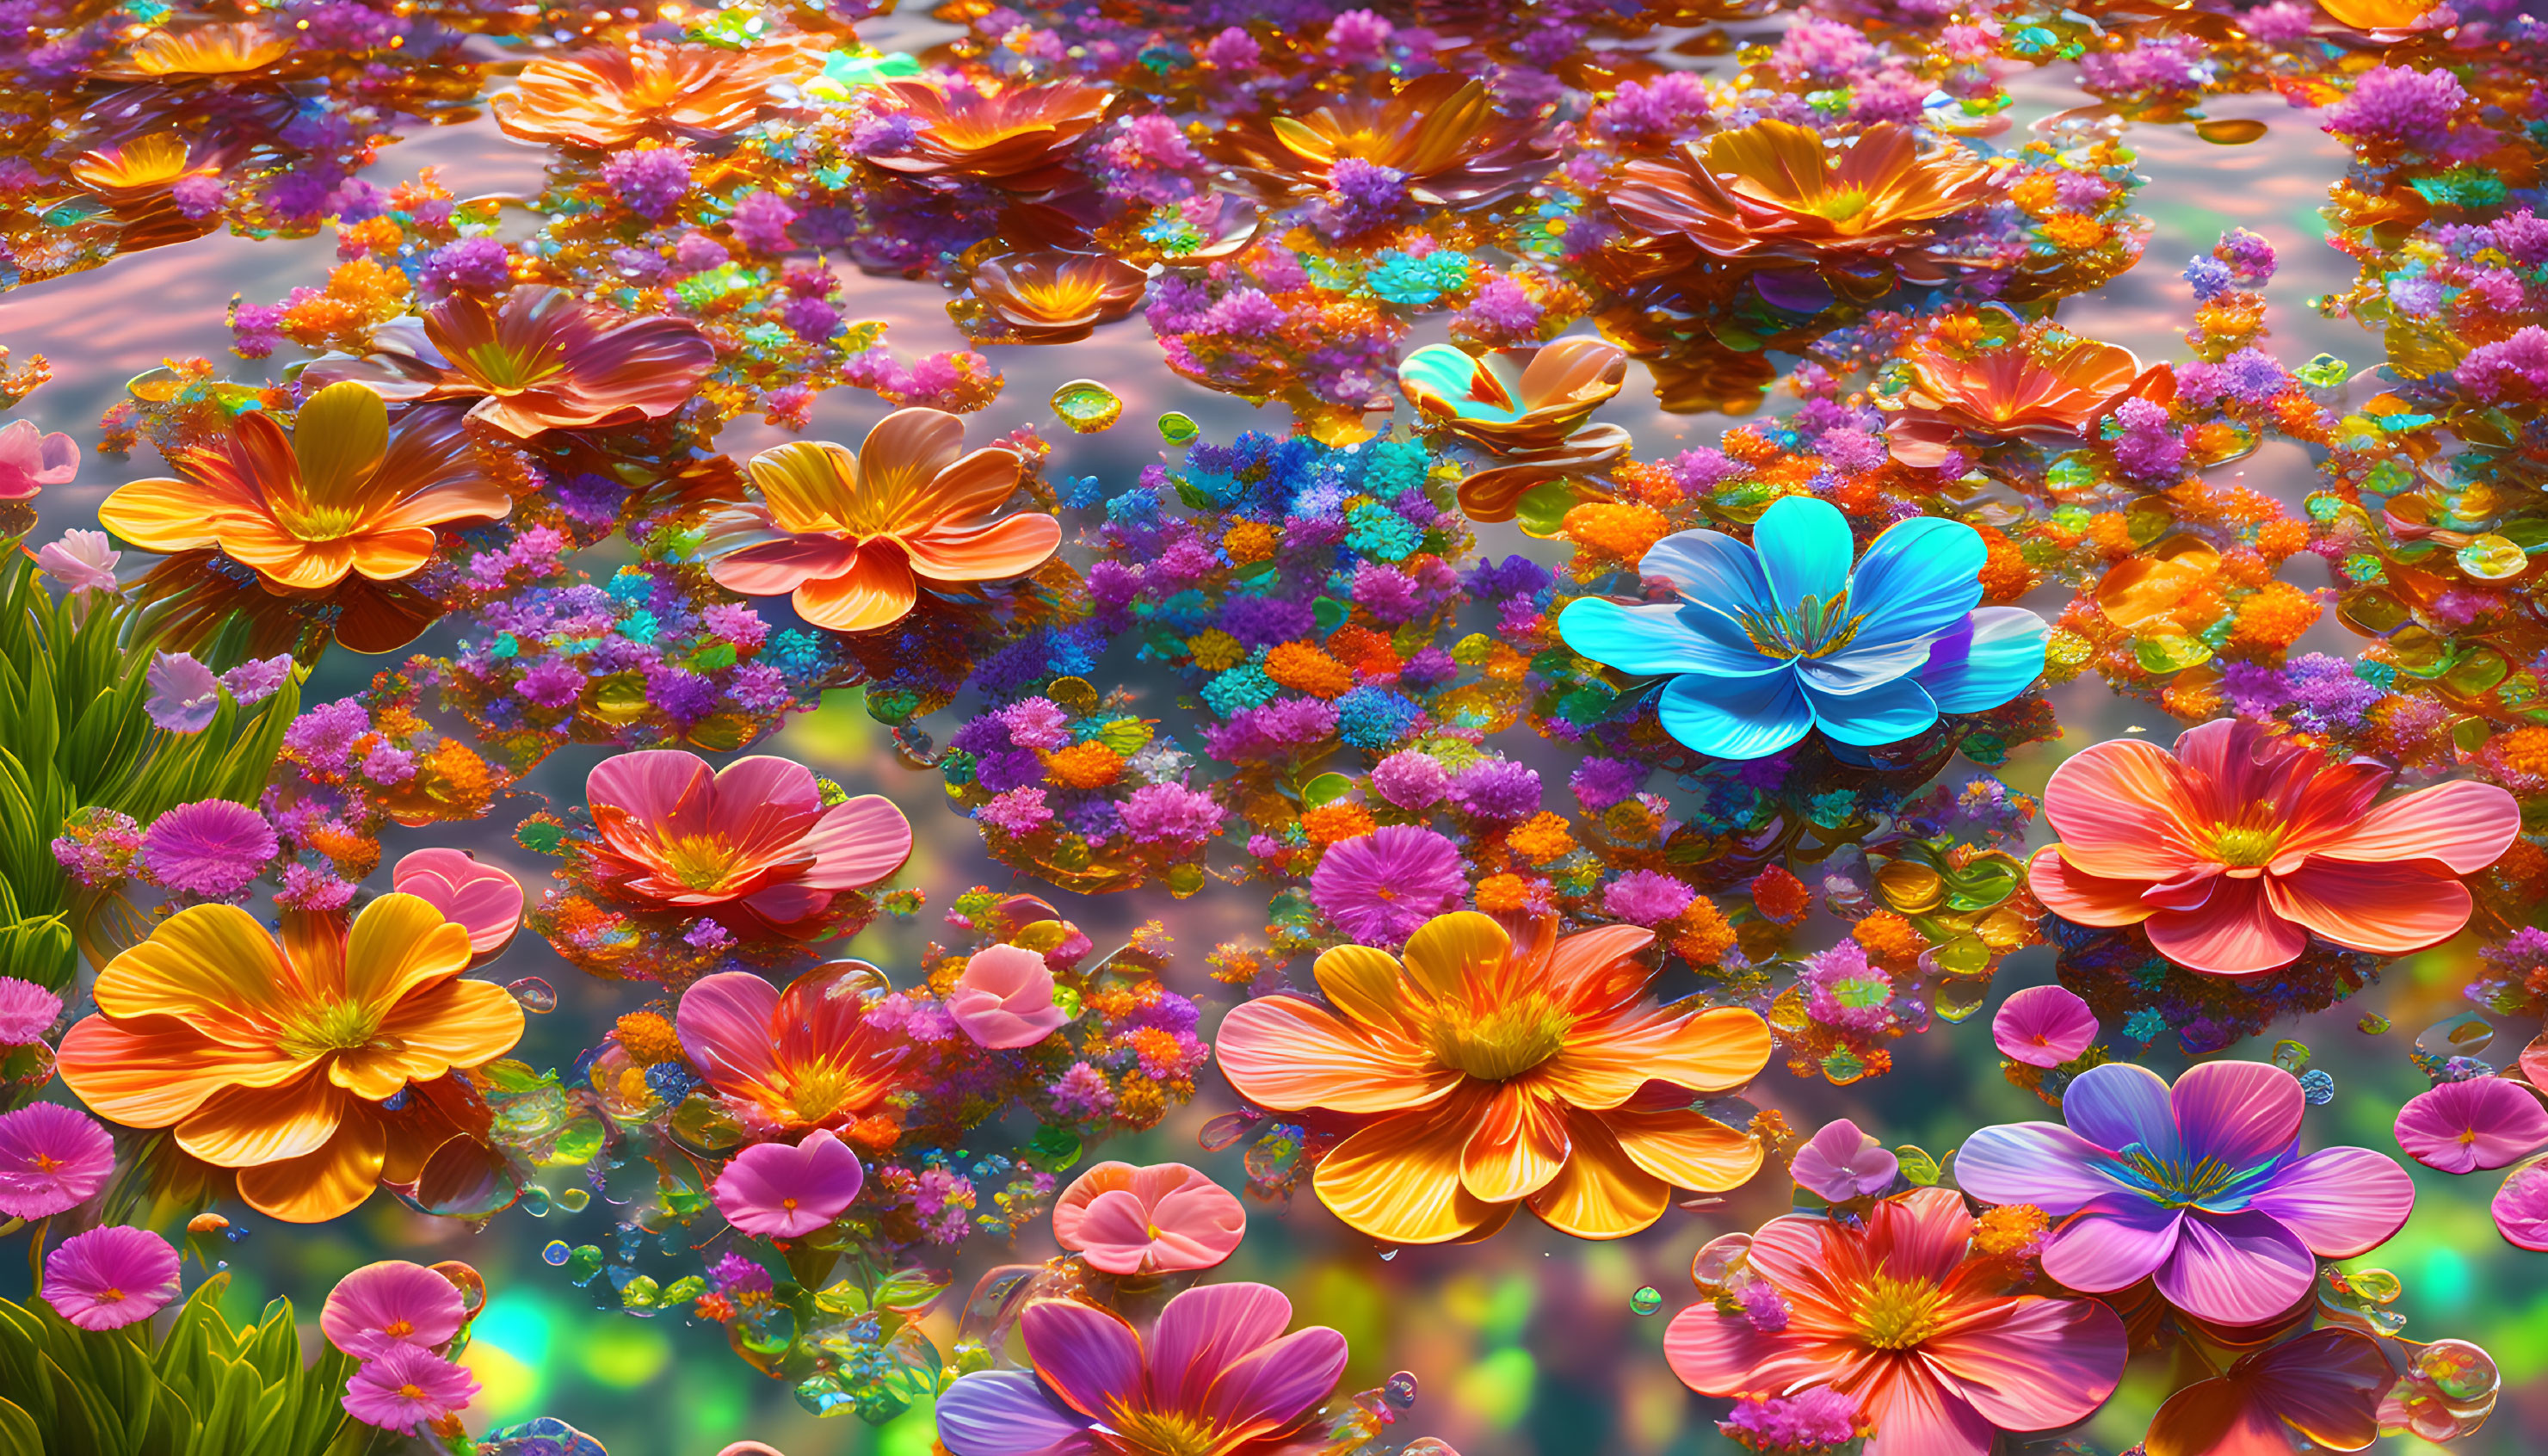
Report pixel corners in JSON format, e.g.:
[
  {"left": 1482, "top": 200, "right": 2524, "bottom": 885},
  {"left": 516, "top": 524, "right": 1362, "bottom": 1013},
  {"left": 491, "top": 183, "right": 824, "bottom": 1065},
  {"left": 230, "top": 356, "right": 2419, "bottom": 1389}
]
[{"left": 0, "top": 1395, "right": 42, "bottom": 1456}]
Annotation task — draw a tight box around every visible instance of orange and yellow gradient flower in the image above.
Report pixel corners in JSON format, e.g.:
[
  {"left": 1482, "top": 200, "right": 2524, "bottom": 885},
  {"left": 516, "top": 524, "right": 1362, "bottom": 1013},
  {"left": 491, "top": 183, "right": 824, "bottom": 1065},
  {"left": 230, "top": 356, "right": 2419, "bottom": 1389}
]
[{"left": 1215, "top": 910, "right": 1773, "bottom": 1243}]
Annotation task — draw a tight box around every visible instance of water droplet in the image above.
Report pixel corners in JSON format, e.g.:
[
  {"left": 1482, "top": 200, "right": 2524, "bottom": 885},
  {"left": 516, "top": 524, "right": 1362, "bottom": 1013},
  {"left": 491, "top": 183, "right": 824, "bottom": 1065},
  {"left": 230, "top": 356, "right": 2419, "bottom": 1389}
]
[
  {"left": 2351, "top": 1268, "right": 2403, "bottom": 1304},
  {"left": 507, "top": 977, "right": 558, "bottom": 1013},
  {"left": 1382, "top": 1371, "right": 1418, "bottom": 1408},
  {"left": 1157, "top": 411, "right": 1199, "bottom": 444},
  {"left": 1377, "top": 1247, "right": 1397, "bottom": 1262},
  {"left": 2359, "top": 1012, "right": 2391, "bottom": 1035},
  {"left": 1051, "top": 379, "right": 1124, "bottom": 434},
  {"left": 541, "top": 1241, "right": 572, "bottom": 1267},
  {"left": 1630, "top": 1286, "right": 1664, "bottom": 1316},
  {"left": 518, "top": 1186, "right": 552, "bottom": 1217},
  {"left": 2269, "top": 1039, "right": 2311, "bottom": 1072},
  {"left": 555, "top": 1187, "right": 591, "bottom": 1213}
]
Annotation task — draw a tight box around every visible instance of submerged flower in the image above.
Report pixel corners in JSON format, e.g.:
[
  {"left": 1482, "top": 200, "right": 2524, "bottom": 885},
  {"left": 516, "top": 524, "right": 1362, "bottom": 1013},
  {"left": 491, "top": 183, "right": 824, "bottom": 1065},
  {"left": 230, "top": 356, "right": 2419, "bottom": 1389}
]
[
  {"left": 392, "top": 849, "right": 525, "bottom": 964},
  {"left": 0, "top": 418, "right": 77, "bottom": 501},
  {"left": 96, "top": 21, "right": 292, "bottom": 79},
  {"left": 0, "top": 1102, "right": 115, "bottom": 1218},
  {"left": 322, "top": 1261, "right": 468, "bottom": 1358},
  {"left": 2393, "top": 1078, "right": 2548, "bottom": 1175},
  {"left": 1217, "top": 72, "right": 1558, "bottom": 208},
  {"left": 948, "top": 944, "right": 1073, "bottom": 1050},
  {"left": 1788, "top": 1118, "right": 1897, "bottom": 1201},
  {"left": 2025, "top": 719, "right": 2519, "bottom": 975},
  {"left": 1306, "top": 824, "right": 1467, "bottom": 944},
  {"left": 676, "top": 965, "right": 909, "bottom": 1137},
  {"left": 139, "top": 799, "right": 278, "bottom": 899},
  {"left": 493, "top": 43, "right": 813, "bottom": 149},
  {"left": 1991, "top": 984, "right": 2098, "bottom": 1068},
  {"left": 1052, "top": 1162, "right": 1247, "bottom": 1275},
  {"left": 1956, "top": 1060, "right": 2415, "bottom": 1324},
  {"left": 935, "top": 1284, "right": 1345, "bottom": 1456},
  {"left": 1217, "top": 911, "right": 1772, "bottom": 1243},
  {"left": 710, "top": 1127, "right": 866, "bottom": 1237},
  {"left": 305, "top": 287, "right": 715, "bottom": 439},
  {"left": 0, "top": 978, "right": 64, "bottom": 1044},
  {"left": 582, "top": 750, "right": 910, "bottom": 935},
  {"left": 966, "top": 250, "right": 1149, "bottom": 342},
  {"left": 1559, "top": 497, "right": 2048, "bottom": 760},
  {"left": 45, "top": 1226, "right": 182, "bottom": 1330},
  {"left": 1884, "top": 335, "right": 2165, "bottom": 467},
  {"left": 2142, "top": 1327, "right": 2394, "bottom": 1456},
  {"left": 54, "top": 896, "right": 525, "bottom": 1222},
  {"left": 1664, "top": 1188, "right": 2128, "bottom": 1456},
  {"left": 701, "top": 410, "right": 1059, "bottom": 633},
  {"left": 868, "top": 77, "right": 1113, "bottom": 192},
  {"left": 342, "top": 1343, "right": 479, "bottom": 1434}
]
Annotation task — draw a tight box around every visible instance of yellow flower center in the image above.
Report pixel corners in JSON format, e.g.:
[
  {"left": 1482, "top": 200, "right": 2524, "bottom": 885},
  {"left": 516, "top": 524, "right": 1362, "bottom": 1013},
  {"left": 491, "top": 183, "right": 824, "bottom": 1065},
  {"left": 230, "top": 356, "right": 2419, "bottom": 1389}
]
[
  {"left": 277, "top": 998, "right": 386, "bottom": 1059},
  {"left": 2206, "top": 816, "right": 2283, "bottom": 867},
  {"left": 1108, "top": 1409, "right": 1220, "bottom": 1456},
  {"left": 460, "top": 341, "right": 566, "bottom": 397},
  {"left": 1853, "top": 1274, "right": 1946, "bottom": 1351},
  {"left": 398, "top": 1383, "right": 426, "bottom": 1401},
  {"left": 1426, "top": 996, "right": 1575, "bottom": 1082},
  {"left": 661, "top": 835, "right": 748, "bottom": 892},
  {"left": 33, "top": 1153, "right": 59, "bottom": 1173},
  {"left": 1735, "top": 590, "right": 1866, "bottom": 661},
  {"left": 97, "top": 1287, "right": 125, "bottom": 1304},
  {"left": 1808, "top": 187, "right": 1873, "bottom": 222},
  {"left": 786, "top": 1064, "right": 867, "bottom": 1126},
  {"left": 385, "top": 1319, "right": 414, "bottom": 1337}
]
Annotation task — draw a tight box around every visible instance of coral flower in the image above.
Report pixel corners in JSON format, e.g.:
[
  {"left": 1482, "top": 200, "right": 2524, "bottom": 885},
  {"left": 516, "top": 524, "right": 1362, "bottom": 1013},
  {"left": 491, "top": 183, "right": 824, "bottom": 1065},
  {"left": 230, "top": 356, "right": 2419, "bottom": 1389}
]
[
  {"left": 100, "top": 381, "right": 510, "bottom": 594},
  {"left": 492, "top": 43, "right": 814, "bottom": 149},
  {"left": 392, "top": 848, "right": 525, "bottom": 965},
  {"left": 44, "top": 1225, "right": 182, "bottom": 1331},
  {"left": 2024, "top": 719, "right": 2520, "bottom": 975},
  {"left": 2393, "top": 1078, "right": 2548, "bottom": 1174},
  {"left": 0, "top": 417, "right": 77, "bottom": 500},
  {"left": 965, "top": 250, "right": 1149, "bottom": 342},
  {"left": 1215, "top": 910, "right": 1773, "bottom": 1243},
  {"left": 582, "top": 750, "right": 910, "bottom": 934},
  {"left": 323, "top": 1260, "right": 468, "bottom": 1358},
  {"left": 343, "top": 1344, "right": 480, "bottom": 1434},
  {"left": 676, "top": 965, "right": 910, "bottom": 1137},
  {"left": 1883, "top": 335, "right": 2167, "bottom": 467},
  {"left": 1956, "top": 1060, "right": 2415, "bottom": 1325},
  {"left": 935, "top": 1284, "right": 1347, "bottom": 1456},
  {"left": 1990, "top": 984, "right": 2099, "bottom": 1069},
  {"left": 710, "top": 1127, "right": 866, "bottom": 1237},
  {"left": 869, "top": 77, "right": 1114, "bottom": 193},
  {"left": 1217, "top": 73, "right": 1558, "bottom": 207},
  {"left": 305, "top": 287, "right": 716, "bottom": 439},
  {"left": 0, "top": 1102, "right": 115, "bottom": 1218},
  {"left": 948, "top": 944, "right": 1073, "bottom": 1050},
  {"left": 1559, "top": 497, "right": 2049, "bottom": 761},
  {"left": 1665, "top": 1188, "right": 2128, "bottom": 1456},
  {"left": 700, "top": 409, "right": 1059, "bottom": 633},
  {"left": 2142, "top": 1327, "right": 2395, "bottom": 1456},
  {"left": 53, "top": 895, "right": 527, "bottom": 1222},
  {"left": 1052, "top": 1162, "right": 1248, "bottom": 1276}
]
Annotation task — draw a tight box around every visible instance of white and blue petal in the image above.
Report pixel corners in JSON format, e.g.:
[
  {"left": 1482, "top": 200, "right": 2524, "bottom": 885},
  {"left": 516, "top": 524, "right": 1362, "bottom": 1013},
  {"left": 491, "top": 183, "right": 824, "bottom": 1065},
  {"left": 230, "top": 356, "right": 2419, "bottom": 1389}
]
[
  {"left": 1751, "top": 495, "right": 1855, "bottom": 609},
  {"left": 1793, "top": 635, "right": 1937, "bottom": 696},
  {"left": 1844, "top": 515, "right": 1987, "bottom": 647},
  {"left": 1917, "top": 606, "right": 2051, "bottom": 713},
  {"left": 1657, "top": 669, "right": 1813, "bottom": 760},
  {"left": 1798, "top": 672, "right": 1939, "bottom": 747},
  {"left": 1558, "top": 599, "right": 1781, "bottom": 678},
  {"left": 1639, "top": 528, "right": 1774, "bottom": 616}
]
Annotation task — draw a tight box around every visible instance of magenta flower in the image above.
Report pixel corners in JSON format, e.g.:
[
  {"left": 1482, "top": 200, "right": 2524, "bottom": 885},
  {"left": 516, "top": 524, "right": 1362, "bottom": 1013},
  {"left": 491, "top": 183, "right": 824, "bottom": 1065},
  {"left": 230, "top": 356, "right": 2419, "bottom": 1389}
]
[
  {"left": 35, "top": 530, "right": 120, "bottom": 595},
  {"left": 1051, "top": 1162, "right": 1247, "bottom": 1275},
  {"left": 43, "top": 1225, "right": 181, "bottom": 1330},
  {"left": 392, "top": 848, "right": 526, "bottom": 963},
  {"left": 342, "top": 1343, "right": 480, "bottom": 1434},
  {"left": 1990, "top": 984, "right": 2098, "bottom": 1069},
  {"left": 138, "top": 799, "right": 278, "bottom": 899},
  {"left": 935, "top": 1283, "right": 1348, "bottom": 1456},
  {"left": 0, "top": 418, "right": 77, "bottom": 500},
  {"left": 948, "top": 944, "right": 1073, "bottom": 1050},
  {"left": 322, "top": 1261, "right": 468, "bottom": 1359},
  {"left": 0, "top": 976, "right": 63, "bottom": 1044},
  {"left": 2494, "top": 1156, "right": 2548, "bottom": 1251},
  {"left": 1787, "top": 1118, "right": 1897, "bottom": 1201},
  {"left": 0, "top": 1102, "right": 115, "bottom": 1218},
  {"left": 1307, "top": 825, "right": 1465, "bottom": 944},
  {"left": 2394, "top": 1078, "right": 2548, "bottom": 1175},
  {"left": 711, "top": 1128, "right": 865, "bottom": 1237},
  {"left": 1956, "top": 1060, "right": 2415, "bottom": 1324}
]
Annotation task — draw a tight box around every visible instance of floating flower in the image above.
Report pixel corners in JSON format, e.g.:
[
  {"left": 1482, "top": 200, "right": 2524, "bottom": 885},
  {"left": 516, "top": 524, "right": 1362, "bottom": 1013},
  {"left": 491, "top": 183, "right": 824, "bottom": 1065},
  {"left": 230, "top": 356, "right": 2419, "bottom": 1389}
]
[
  {"left": 0, "top": 418, "right": 77, "bottom": 500},
  {"left": 0, "top": 977, "right": 64, "bottom": 1044},
  {"left": 68, "top": 133, "right": 216, "bottom": 197},
  {"left": 1218, "top": 73, "right": 1558, "bottom": 208},
  {"left": 1216, "top": 910, "right": 1772, "bottom": 1243},
  {"left": 1991, "top": 984, "right": 2099, "bottom": 1068},
  {"left": 1559, "top": 496, "right": 2049, "bottom": 760},
  {"left": 43, "top": 1225, "right": 181, "bottom": 1330},
  {"left": 1399, "top": 339, "right": 1633, "bottom": 521},
  {"left": 35, "top": 530, "right": 120, "bottom": 595},
  {"left": 492, "top": 43, "right": 813, "bottom": 149},
  {"left": 710, "top": 1127, "right": 866, "bottom": 1237},
  {"left": 700, "top": 410, "right": 1058, "bottom": 633},
  {"left": 1787, "top": 1118, "right": 1897, "bottom": 1201},
  {"left": 305, "top": 287, "right": 716, "bottom": 439},
  {"left": 934, "top": 1284, "right": 1346, "bottom": 1456},
  {"left": 322, "top": 1260, "right": 468, "bottom": 1358},
  {"left": 676, "top": 965, "right": 909, "bottom": 1138},
  {"left": 2312, "top": 0, "right": 2450, "bottom": 40},
  {"left": 2393, "top": 1078, "right": 2548, "bottom": 1174},
  {"left": 1956, "top": 1060, "right": 2415, "bottom": 1324},
  {"left": 947, "top": 944, "right": 1072, "bottom": 1049},
  {"left": 138, "top": 799, "right": 278, "bottom": 899},
  {"left": 95, "top": 21, "right": 293, "bottom": 79},
  {"left": 2494, "top": 1156, "right": 2548, "bottom": 1251},
  {"left": 54, "top": 896, "right": 526, "bottom": 1222},
  {"left": 581, "top": 750, "right": 910, "bottom": 935},
  {"left": 0, "top": 1102, "right": 115, "bottom": 1218},
  {"left": 2024, "top": 719, "right": 2520, "bottom": 975},
  {"left": 1305, "top": 824, "right": 1468, "bottom": 945},
  {"left": 869, "top": 77, "right": 1113, "bottom": 192},
  {"left": 1884, "top": 335, "right": 2166, "bottom": 467},
  {"left": 1664, "top": 1188, "right": 2127, "bottom": 1456},
  {"left": 1051, "top": 1161, "right": 1247, "bottom": 1275},
  {"left": 392, "top": 848, "right": 526, "bottom": 964},
  {"left": 2141, "top": 1326, "right": 2395, "bottom": 1456},
  {"left": 965, "top": 250, "right": 1149, "bottom": 342},
  {"left": 342, "top": 1343, "right": 480, "bottom": 1434}
]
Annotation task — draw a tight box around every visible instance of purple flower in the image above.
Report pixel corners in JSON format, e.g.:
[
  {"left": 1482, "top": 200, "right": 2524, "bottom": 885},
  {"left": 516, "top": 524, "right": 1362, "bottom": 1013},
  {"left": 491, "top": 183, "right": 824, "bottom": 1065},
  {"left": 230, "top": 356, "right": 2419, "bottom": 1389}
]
[
  {"left": 139, "top": 799, "right": 278, "bottom": 899},
  {"left": 44, "top": 1225, "right": 180, "bottom": 1330},
  {"left": 2325, "top": 65, "right": 2469, "bottom": 151},
  {"left": 730, "top": 190, "right": 799, "bottom": 254},
  {"left": 978, "top": 788, "right": 1056, "bottom": 836},
  {"left": 145, "top": 652, "right": 223, "bottom": 732},
  {"left": 1602, "top": 870, "right": 1695, "bottom": 927},
  {"left": 1718, "top": 1388, "right": 1862, "bottom": 1453},
  {"left": 1956, "top": 1061, "right": 2415, "bottom": 1324},
  {"left": 603, "top": 147, "right": 692, "bottom": 219},
  {"left": 1120, "top": 783, "right": 1225, "bottom": 844},
  {"left": 0, "top": 976, "right": 63, "bottom": 1044},
  {"left": 0, "top": 1102, "right": 114, "bottom": 1218},
  {"left": 1448, "top": 760, "right": 1539, "bottom": 822},
  {"left": 2393, "top": 1078, "right": 2548, "bottom": 1174},
  {"left": 1788, "top": 1117, "right": 1898, "bottom": 1201},
  {"left": 2460, "top": 326, "right": 2548, "bottom": 404},
  {"left": 712, "top": 1128, "right": 866, "bottom": 1237},
  {"left": 220, "top": 654, "right": 294, "bottom": 706},
  {"left": 1309, "top": 825, "right": 1466, "bottom": 944}
]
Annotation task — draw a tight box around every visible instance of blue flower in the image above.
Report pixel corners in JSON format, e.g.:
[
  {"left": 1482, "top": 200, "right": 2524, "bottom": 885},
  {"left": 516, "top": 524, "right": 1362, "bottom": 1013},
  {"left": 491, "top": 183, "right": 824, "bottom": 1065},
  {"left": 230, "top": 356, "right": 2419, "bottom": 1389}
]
[{"left": 1558, "top": 496, "right": 2047, "bottom": 760}]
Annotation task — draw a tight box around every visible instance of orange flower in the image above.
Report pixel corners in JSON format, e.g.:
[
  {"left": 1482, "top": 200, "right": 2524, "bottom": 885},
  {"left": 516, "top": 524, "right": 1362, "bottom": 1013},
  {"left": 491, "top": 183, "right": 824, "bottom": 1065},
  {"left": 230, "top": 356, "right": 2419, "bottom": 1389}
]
[
  {"left": 70, "top": 133, "right": 217, "bottom": 195},
  {"left": 1215, "top": 911, "right": 1772, "bottom": 1243},
  {"left": 1884, "top": 332, "right": 2169, "bottom": 467},
  {"left": 1398, "top": 338, "right": 1633, "bottom": 523},
  {"left": 101, "top": 382, "right": 509, "bottom": 595},
  {"left": 304, "top": 287, "right": 716, "bottom": 439},
  {"left": 93, "top": 22, "right": 293, "bottom": 80},
  {"left": 1218, "top": 73, "right": 1558, "bottom": 208},
  {"left": 869, "top": 78, "right": 1113, "bottom": 192},
  {"left": 702, "top": 409, "right": 1059, "bottom": 633},
  {"left": 492, "top": 43, "right": 814, "bottom": 149},
  {"left": 2312, "top": 0, "right": 2446, "bottom": 39},
  {"left": 675, "top": 965, "right": 909, "bottom": 1138},
  {"left": 55, "top": 896, "right": 525, "bottom": 1222},
  {"left": 964, "top": 250, "right": 1149, "bottom": 342}
]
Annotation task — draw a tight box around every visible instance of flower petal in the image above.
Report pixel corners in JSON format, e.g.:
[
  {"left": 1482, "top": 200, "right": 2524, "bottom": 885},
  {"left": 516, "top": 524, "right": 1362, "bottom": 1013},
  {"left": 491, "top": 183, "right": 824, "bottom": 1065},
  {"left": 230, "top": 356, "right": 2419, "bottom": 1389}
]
[
  {"left": 2039, "top": 737, "right": 2209, "bottom": 881},
  {"left": 1200, "top": 1325, "right": 1348, "bottom": 1438},
  {"left": 1458, "top": 1083, "right": 1572, "bottom": 1203},
  {"left": 1639, "top": 528, "right": 1772, "bottom": 616},
  {"left": 2394, "top": 1079, "right": 2548, "bottom": 1174},
  {"left": 1557, "top": 598, "right": 1780, "bottom": 678},
  {"left": 2264, "top": 858, "right": 2474, "bottom": 957},
  {"left": 2144, "top": 874, "right": 2308, "bottom": 976},
  {"left": 1844, "top": 514, "right": 1986, "bottom": 646},
  {"left": 343, "top": 893, "right": 474, "bottom": 1013},
  {"left": 173, "top": 1072, "right": 349, "bottom": 1168},
  {"left": 2026, "top": 845, "right": 2159, "bottom": 927},
  {"left": 2062, "top": 1062, "right": 2181, "bottom": 1160},
  {"left": 1540, "top": 1005, "right": 1772, "bottom": 1108},
  {"left": 934, "top": 1371, "right": 1095, "bottom": 1456},
  {"left": 793, "top": 544, "right": 918, "bottom": 632},
  {"left": 1847, "top": 1356, "right": 1996, "bottom": 1456},
  {"left": 2317, "top": 779, "right": 2520, "bottom": 873},
  {"left": 2040, "top": 1201, "right": 2183, "bottom": 1294},
  {"left": 2246, "top": 1145, "right": 2415, "bottom": 1256},
  {"left": 2156, "top": 1209, "right": 2316, "bottom": 1326},
  {"left": 2169, "top": 1059, "right": 2303, "bottom": 1175},
  {"left": 234, "top": 1109, "right": 388, "bottom": 1223},
  {"left": 1657, "top": 669, "right": 1813, "bottom": 761},
  {"left": 1798, "top": 670, "right": 1939, "bottom": 747},
  {"left": 1310, "top": 944, "right": 1422, "bottom": 1034},
  {"left": 676, "top": 971, "right": 785, "bottom": 1098},
  {"left": 55, "top": 1016, "right": 312, "bottom": 1128},
  {"left": 1751, "top": 494, "right": 1855, "bottom": 608},
  {"left": 902, "top": 511, "right": 1059, "bottom": 583},
  {"left": 1661, "top": 1305, "right": 1829, "bottom": 1397},
  {"left": 1149, "top": 1282, "right": 1293, "bottom": 1414},
  {"left": 1313, "top": 1101, "right": 1506, "bottom": 1244},
  {"left": 709, "top": 534, "right": 865, "bottom": 597},
  {"left": 1213, "top": 993, "right": 1458, "bottom": 1114},
  {"left": 1017, "top": 1299, "right": 1144, "bottom": 1422},
  {"left": 1953, "top": 1122, "right": 2133, "bottom": 1214},
  {"left": 91, "top": 903, "right": 298, "bottom": 1034},
  {"left": 1600, "top": 1103, "right": 1763, "bottom": 1192},
  {"left": 1397, "top": 910, "right": 1512, "bottom": 1003},
  {"left": 1924, "top": 1293, "right": 2126, "bottom": 1433},
  {"left": 797, "top": 793, "right": 913, "bottom": 890},
  {"left": 1525, "top": 1107, "right": 1671, "bottom": 1239},
  {"left": 1915, "top": 606, "right": 2049, "bottom": 714}
]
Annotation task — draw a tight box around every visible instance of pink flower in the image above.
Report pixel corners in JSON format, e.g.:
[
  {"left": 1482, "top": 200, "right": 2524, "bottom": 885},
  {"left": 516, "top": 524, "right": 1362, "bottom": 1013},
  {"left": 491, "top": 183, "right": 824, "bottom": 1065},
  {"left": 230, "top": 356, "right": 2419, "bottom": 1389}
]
[
  {"left": 0, "top": 976, "right": 63, "bottom": 1044},
  {"left": 2494, "top": 1155, "right": 2548, "bottom": 1251},
  {"left": 35, "top": 530, "right": 120, "bottom": 595},
  {"left": 138, "top": 799, "right": 278, "bottom": 899},
  {"left": 392, "top": 848, "right": 526, "bottom": 963},
  {"left": 2394, "top": 1078, "right": 2548, "bottom": 1174},
  {"left": 0, "top": 418, "right": 77, "bottom": 500},
  {"left": 0, "top": 1102, "right": 114, "bottom": 1218},
  {"left": 1990, "top": 984, "right": 2098, "bottom": 1068},
  {"left": 934, "top": 1284, "right": 1348, "bottom": 1456},
  {"left": 1307, "top": 824, "right": 1465, "bottom": 945},
  {"left": 342, "top": 1342, "right": 479, "bottom": 1434},
  {"left": 145, "top": 652, "right": 223, "bottom": 732},
  {"left": 948, "top": 944, "right": 1073, "bottom": 1050},
  {"left": 1052, "top": 1162, "right": 1246, "bottom": 1275},
  {"left": 322, "top": 1261, "right": 468, "bottom": 1359},
  {"left": 1787, "top": 1118, "right": 1897, "bottom": 1201},
  {"left": 43, "top": 1225, "right": 180, "bottom": 1330},
  {"left": 711, "top": 1128, "right": 866, "bottom": 1237}
]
